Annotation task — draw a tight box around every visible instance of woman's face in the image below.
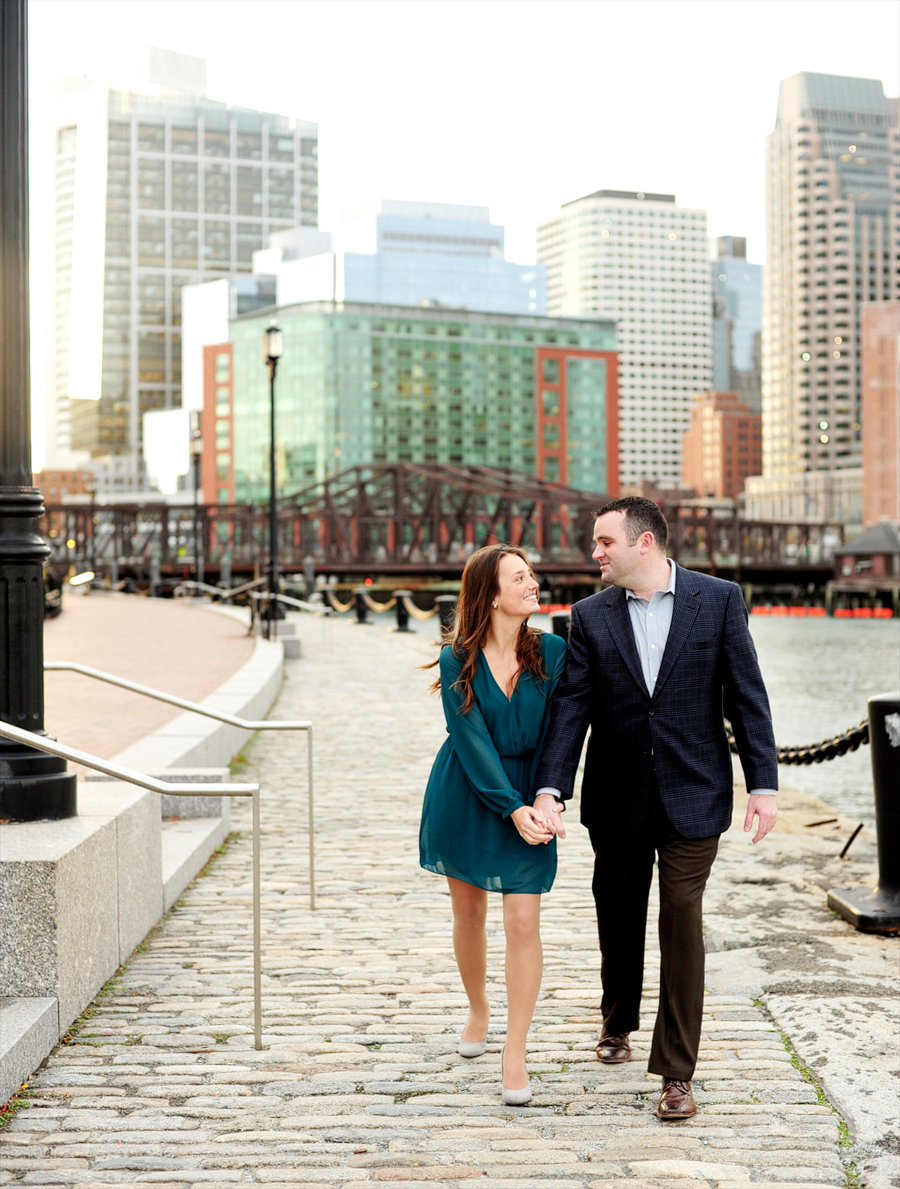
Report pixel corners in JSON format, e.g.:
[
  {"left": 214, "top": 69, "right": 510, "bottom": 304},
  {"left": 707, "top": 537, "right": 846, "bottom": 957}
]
[{"left": 492, "top": 553, "right": 540, "bottom": 621}]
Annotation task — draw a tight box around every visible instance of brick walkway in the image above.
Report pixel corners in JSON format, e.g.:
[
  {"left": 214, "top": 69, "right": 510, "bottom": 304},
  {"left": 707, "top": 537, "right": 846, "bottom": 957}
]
[
  {"left": 42, "top": 594, "right": 254, "bottom": 772},
  {"left": 1, "top": 616, "right": 851, "bottom": 1187}
]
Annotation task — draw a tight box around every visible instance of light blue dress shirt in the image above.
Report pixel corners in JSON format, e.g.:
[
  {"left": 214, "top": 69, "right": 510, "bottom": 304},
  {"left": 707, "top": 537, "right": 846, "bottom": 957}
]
[{"left": 536, "top": 560, "right": 776, "bottom": 803}]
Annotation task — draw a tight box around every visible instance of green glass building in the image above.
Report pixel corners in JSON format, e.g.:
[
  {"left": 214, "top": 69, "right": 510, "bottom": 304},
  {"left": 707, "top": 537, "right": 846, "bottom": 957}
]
[{"left": 217, "top": 301, "right": 618, "bottom": 503}]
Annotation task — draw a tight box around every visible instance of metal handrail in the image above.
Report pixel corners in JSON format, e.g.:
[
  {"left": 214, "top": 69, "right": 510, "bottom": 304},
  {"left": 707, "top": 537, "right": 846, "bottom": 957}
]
[
  {"left": 0, "top": 719, "right": 264, "bottom": 1051},
  {"left": 43, "top": 661, "right": 315, "bottom": 910},
  {"left": 250, "top": 590, "right": 331, "bottom": 615},
  {"left": 174, "top": 577, "right": 267, "bottom": 600}
]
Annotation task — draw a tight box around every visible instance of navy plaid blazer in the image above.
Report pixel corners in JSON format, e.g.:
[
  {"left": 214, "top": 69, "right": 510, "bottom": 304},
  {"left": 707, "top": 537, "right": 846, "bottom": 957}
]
[{"left": 533, "top": 564, "right": 778, "bottom": 839}]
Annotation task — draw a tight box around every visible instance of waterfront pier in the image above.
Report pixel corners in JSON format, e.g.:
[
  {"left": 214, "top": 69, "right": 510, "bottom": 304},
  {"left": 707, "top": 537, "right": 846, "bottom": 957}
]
[{"left": 1, "top": 600, "right": 897, "bottom": 1188}]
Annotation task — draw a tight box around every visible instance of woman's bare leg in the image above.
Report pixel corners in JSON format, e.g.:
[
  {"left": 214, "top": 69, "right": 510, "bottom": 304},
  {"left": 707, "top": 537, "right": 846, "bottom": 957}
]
[
  {"left": 502, "top": 893, "right": 542, "bottom": 1088},
  {"left": 447, "top": 877, "right": 490, "bottom": 1041}
]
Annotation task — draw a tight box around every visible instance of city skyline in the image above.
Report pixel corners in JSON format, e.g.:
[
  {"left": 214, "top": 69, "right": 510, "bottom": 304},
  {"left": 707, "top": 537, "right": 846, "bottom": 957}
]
[{"left": 26, "top": 0, "right": 899, "bottom": 471}]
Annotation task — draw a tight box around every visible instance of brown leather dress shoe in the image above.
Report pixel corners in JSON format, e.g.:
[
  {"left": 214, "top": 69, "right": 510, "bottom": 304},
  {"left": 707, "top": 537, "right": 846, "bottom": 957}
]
[
  {"left": 596, "top": 1031, "right": 631, "bottom": 1063},
  {"left": 657, "top": 1078, "right": 697, "bottom": 1119}
]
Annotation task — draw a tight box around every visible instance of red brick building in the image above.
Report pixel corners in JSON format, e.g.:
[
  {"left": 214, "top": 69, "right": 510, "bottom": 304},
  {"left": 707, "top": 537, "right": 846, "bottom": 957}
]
[
  {"left": 861, "top": 302, "right": 900, "bottom": 527},
  {"left": 682, "top": 391, "right": 762, "bottom": 501}
]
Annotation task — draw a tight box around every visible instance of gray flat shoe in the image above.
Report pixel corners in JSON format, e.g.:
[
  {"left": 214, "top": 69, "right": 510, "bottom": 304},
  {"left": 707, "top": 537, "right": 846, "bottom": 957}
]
[
  {"left": 458, "top": 1016, "right": 489, "bottom": 1058},
  {"left": 500, "top": 1044, "right": 532, "bottom": 1106}
]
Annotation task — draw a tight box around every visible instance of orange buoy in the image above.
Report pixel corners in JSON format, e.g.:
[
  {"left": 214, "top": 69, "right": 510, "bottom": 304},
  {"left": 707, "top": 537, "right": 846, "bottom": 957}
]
[
  {"left": 808, "top": 606, "right": 826, "bottom": 617},
  {"left": 853, "top": 607, "right": 873, "bottom": 618},
  {"left": 751, "top": 606, "right": 771, "bottom": 615},
  {"left": 834, "top": 608, "right": 852, "bottom": 618},
  {"left": 873, "top": 607, "right": 893, "bottom": 619},
  {"left": 789, "top": 606, "right": 807, "bottom": 617},
  {"left": 770, "top": 606, "right": 789, "bottom": 616}
]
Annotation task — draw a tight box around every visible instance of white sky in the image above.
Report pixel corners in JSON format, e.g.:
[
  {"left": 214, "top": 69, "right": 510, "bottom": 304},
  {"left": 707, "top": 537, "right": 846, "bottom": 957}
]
[{"left": 27, "top": 0, "right": 900, "bottom": 465}]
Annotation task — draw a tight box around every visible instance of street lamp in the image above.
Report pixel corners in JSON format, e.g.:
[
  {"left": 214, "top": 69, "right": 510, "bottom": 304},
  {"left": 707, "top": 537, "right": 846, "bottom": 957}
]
[
  {"left": 0, "top": 0, "right": 76, "bottom": 819},
  {"left": 189, "top": 410, "right": 203, "bottom": 588},
  {"left": 264, "top": 323, "right": 283, "bottom": 640}
]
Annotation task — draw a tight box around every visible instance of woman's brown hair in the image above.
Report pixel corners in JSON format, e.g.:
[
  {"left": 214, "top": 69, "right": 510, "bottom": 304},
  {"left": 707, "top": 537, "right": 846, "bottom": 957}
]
[{"left": 425, "top": 544, "right": 546, "bottom": 713}]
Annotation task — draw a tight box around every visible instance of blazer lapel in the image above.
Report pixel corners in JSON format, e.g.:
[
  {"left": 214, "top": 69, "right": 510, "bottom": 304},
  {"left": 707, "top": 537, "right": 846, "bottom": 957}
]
[
  {"left": 605, "top": 588, "right": 650, "bottom": 697},
  {"left": 652, "top": 563, "right": 701, "bottom": 699}
]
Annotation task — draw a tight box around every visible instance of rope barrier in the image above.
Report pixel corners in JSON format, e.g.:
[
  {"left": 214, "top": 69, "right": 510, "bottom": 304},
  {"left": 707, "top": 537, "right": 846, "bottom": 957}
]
[
  {"left": 402, "top": 595, "right": 438, "bottom": 621},
  {"left": 727, "top": 720, "right": 870, "bottom": 765}
]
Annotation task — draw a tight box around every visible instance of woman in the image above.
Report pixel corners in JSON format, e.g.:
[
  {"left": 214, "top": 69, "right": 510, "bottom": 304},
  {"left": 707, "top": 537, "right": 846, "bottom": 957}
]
[{"left": 419, "top": 544, "right": 567, "bottom": 1105}]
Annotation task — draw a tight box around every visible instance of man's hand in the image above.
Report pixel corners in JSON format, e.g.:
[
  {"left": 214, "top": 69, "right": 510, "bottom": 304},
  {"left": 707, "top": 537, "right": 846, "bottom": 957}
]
[
  {"left": 533, "top": 793, "right": 566, "bottom": 841},
  {"left": 744, "top": 794, "right": 777, "bottom": 844}
]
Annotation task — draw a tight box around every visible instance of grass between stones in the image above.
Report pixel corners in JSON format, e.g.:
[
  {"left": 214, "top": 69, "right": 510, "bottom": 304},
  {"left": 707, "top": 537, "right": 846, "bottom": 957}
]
[{"left": 754, "top": 998, "right": 861, "bottom": 1189}]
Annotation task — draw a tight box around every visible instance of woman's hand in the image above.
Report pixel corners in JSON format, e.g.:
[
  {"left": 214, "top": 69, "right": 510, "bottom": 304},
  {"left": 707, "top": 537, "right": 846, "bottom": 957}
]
[{"left": 511, "top": 804, "right": 555, "bottom": 846}]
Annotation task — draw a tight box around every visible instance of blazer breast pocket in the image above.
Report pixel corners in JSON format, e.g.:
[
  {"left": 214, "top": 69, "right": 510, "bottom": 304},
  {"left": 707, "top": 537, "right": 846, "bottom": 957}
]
[{"left": 690, "top": 636, "right": 720, "bottom": 649}]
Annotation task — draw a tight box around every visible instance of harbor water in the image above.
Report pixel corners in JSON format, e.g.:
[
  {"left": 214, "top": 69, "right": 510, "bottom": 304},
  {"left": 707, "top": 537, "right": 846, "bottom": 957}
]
[
  {"left": 339, "top": 604, "right": 899, "bottom": 829},
  {"left": 748, "top": 616, "right": 899, "bottom": 828}
]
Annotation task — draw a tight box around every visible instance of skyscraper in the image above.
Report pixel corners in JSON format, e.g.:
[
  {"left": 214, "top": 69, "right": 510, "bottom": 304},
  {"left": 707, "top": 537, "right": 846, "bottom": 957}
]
[
  {"left": 712, "top": 236, "right": 762, "bottom": 415},
  {"left": 537, "top": 189, "right": 712, "bottom": 487},
  {"left": 750, "top": 73, "right": 899, "bottom": 522},
  {"left": 47, "top": 47, "right": 318, "bottom": 488},
  {"left": 257, "top": 200, "right": 547, "bottom": 315}
]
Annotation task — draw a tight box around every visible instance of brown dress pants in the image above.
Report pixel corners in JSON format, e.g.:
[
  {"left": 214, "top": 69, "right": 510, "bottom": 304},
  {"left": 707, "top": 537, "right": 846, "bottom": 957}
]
[{"left": 588, "top": 786, "right": 719, "bottom": 1081}]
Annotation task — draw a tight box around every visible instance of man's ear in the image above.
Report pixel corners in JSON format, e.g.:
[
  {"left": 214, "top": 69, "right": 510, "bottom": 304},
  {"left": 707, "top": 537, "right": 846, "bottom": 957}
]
[{"left": 639, "top": 531, "right": 655, "bottom": 556}]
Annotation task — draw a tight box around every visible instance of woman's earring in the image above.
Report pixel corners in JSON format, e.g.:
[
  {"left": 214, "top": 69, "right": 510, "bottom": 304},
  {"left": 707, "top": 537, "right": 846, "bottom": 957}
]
[{"left": 492, "top": 602, "right": 498, "bottom": 609}]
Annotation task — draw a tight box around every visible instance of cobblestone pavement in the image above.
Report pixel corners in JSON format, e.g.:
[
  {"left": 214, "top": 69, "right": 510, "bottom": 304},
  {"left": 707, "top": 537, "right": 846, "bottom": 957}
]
[{"left": 2, "top": 616, "right": 855, "bottom": 1188}]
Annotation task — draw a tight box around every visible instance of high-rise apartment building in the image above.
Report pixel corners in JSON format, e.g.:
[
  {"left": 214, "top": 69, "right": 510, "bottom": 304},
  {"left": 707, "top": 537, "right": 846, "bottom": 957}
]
[
  {"left": 757, "top": 73, "right": 899, "bottom": 512},
  {"left": 537, "top": 189, "right": 712, "bottom": 487},
  {"left": 48, "top": 47, "right": 318, "bottom": 487},
  {"left": 713, "top": 237, "right": 762, "bottom": 414}
]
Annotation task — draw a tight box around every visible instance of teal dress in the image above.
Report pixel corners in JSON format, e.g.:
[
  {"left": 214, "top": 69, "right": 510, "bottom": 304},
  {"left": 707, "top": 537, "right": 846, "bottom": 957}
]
[{"left": 419, "top": 632, "right": 567, "bottom": 894}]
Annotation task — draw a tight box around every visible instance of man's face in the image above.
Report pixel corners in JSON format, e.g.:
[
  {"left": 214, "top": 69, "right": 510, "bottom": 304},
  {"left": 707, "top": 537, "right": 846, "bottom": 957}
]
[{"left": 591, "top": 511, "right": 641, "bottom": 588}]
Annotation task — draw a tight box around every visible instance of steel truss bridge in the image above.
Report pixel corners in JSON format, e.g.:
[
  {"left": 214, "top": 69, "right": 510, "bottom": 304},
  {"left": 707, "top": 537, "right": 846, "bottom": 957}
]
[{"left": 43, "top": 462, "right": 842, "bottom": 587}]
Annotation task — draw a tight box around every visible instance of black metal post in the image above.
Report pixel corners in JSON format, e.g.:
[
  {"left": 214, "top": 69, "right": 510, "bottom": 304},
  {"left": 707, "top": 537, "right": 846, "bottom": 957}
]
[
  {"left": 192, "top": 451, "right": 202, "bottom": 588},
  {"left": 828, "top": 692, "right": 900, "bottom": 934},
  {"left": 267, "top": 359, "right": 278, "bottom": 641},
  {"left": 0, "top": 0, "right": 76, "bottom": 820},
  {"left": 393, "top": 589, "right": 412, "bottom": 633}
]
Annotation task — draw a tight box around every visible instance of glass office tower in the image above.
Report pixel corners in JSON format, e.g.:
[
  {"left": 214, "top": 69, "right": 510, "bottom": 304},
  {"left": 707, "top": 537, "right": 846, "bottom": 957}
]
[
  {"left": 205, "top": 302, "right": 618, "bottom": 502},
  {"left": 49, "top": 51, "right": 317, "bottom": 488}
]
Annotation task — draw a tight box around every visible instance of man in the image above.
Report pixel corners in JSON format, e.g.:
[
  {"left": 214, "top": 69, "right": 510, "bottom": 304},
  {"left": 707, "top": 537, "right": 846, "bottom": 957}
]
[{"left": 533, "top": 496, "right": 777, "bottom": 1119}]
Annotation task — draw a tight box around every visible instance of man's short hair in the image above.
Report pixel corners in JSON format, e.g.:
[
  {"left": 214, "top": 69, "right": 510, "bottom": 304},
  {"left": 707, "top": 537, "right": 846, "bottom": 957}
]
[{"left": 594, "top": 496, "right": 669, "bottom": 550}]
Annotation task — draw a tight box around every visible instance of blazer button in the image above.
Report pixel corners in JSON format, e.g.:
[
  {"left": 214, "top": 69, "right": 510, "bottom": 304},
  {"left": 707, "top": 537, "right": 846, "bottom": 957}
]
[{"left": 648, "top": 710, "right": 655, "bottom": 717}]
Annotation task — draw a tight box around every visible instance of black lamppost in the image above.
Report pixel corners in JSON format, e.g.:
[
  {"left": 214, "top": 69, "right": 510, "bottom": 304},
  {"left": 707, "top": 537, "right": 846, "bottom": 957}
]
[
  {"left": 264, "top": 323, "right": 283, "bottom": 640},
  {"left": 0, "top": 0, "right": 76, "bottom": 820},
  {"left": 190, "top": 410, "right": 203, "bottom": 588}
]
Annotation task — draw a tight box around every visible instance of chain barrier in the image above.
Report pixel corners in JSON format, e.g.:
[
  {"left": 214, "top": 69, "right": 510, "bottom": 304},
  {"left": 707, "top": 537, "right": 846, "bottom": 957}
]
[
  {"left": 402, "top": 595, "right": 438, "bottom": 621},
  {"left": 360, "top": 592, "right": 397, "bottom": 613},
  {"left": 727, "top": 720, "right": 870, "bottom": 765}
]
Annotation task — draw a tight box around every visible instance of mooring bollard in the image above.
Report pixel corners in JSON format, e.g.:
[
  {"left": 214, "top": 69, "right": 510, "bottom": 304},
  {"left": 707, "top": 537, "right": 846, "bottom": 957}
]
[
  {"left": 436, "top": 595, "right": 457, "bottom": 633},
  {"left": 393, "top": 590, "right": 413, "bottom": 632},
  {"left": 550, "top": 610, "right": 571, "bottom": 642},
  {"left": 354, "top": 587, "right": 371, "bottom": 625},
  {"left": 828, "top": 691, "right": 900, "bottom": 934}
]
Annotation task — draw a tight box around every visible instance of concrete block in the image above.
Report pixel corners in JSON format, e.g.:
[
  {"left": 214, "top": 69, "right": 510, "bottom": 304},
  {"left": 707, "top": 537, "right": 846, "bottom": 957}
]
[
  {"left": 78, "top": 783, "right": 163, "bottom": 965},
  {"left": 162, "top": 815, "right": 231, "bottom": 912},
  {"left": 0, "top": 997, "right": 58, "bottom": 1105},
  {"left": 86, "top": 768, "right": 230, "bottom": 820},
  {"left": 0, "top": 813, "right": 119, "bottom": 1036},
  {"left": 282, "top": 637, "right": 301, "bottom": 659}
]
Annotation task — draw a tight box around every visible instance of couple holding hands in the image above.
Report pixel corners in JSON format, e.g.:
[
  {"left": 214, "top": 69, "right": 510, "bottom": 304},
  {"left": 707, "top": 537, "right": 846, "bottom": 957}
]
[{"left": 419, "top": 496, "right": 778, "bottom": 1115}]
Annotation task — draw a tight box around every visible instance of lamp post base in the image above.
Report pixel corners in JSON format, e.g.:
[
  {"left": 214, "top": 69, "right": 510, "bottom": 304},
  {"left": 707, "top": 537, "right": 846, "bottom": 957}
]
[
  {"left": 0, "top": 739, "right": 77, "bottom": 821},
  {"left": 827, "top": 886, "right": 900, "bottom": 935}
]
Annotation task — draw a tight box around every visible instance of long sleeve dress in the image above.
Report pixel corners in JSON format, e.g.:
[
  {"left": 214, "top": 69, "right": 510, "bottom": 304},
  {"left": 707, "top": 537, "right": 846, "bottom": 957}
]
[{"left": 419, "top": 631, "right": 567, "bottom": 894}]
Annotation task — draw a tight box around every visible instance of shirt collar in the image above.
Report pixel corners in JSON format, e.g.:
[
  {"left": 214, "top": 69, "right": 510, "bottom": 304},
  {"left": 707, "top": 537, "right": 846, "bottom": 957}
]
[{"left": 626, "top": 559, "right": 676, "bottom": 602}]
